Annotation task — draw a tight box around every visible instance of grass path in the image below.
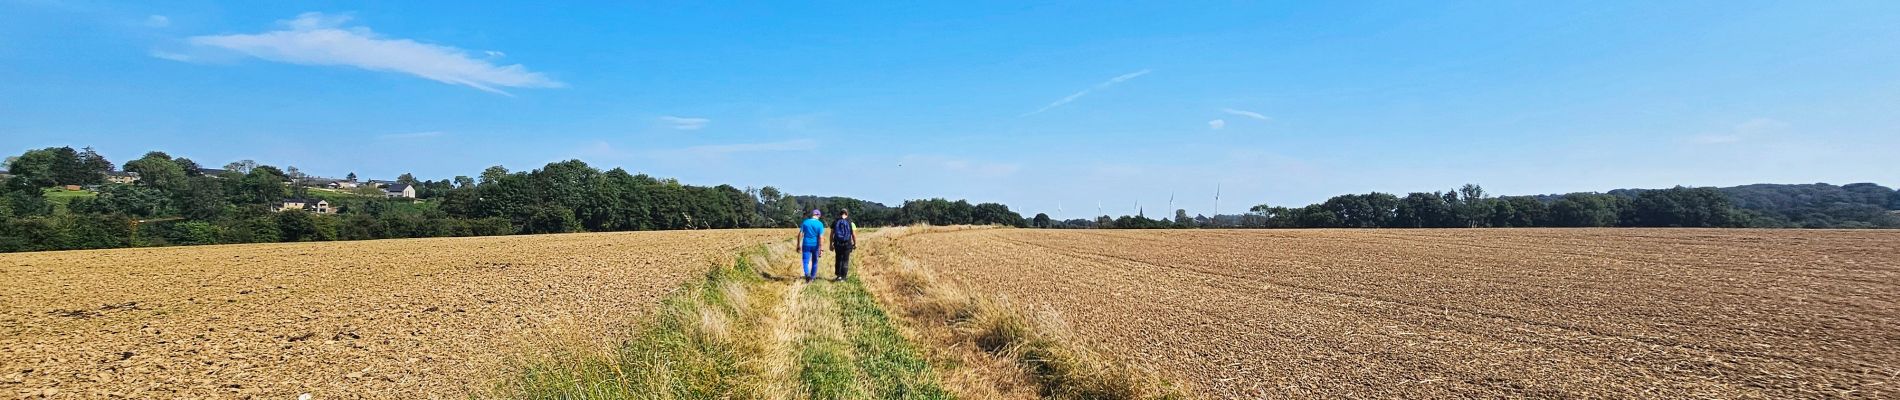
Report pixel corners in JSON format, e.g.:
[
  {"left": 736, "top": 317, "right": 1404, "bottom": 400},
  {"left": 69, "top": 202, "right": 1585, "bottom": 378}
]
[
  {"left": 499, "top": 240, "right": 949, "bottom": 399},
  {"left": 498, "top": 226, "right": 1184, "bottom": 399}
]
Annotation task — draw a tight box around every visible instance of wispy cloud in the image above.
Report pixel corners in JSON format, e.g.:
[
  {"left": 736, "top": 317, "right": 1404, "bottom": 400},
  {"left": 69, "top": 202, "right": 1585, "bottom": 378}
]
[
  {"left": 680, "top": 139, "right": 818, "bottom": 155},
  {"left": 1208, "top": 119, "right": 1226, "bottom": 130},
  {"left": 1221, "top": 108, "right": 1270, "bottom": 121},
  {"left": 145, "top": 15, "right": 170, "bottom": 28},
  {"left": 172, "top": 12, "right": 562, "bottom": 94},
  {"left": 378, "top": 131, "right": 445, "bottom": 140},
  {"left": 1024, "top": 69, "right": 1151, "bottom": 116},
  {"left": 1689, "top": 117, "right": 1788, "bottom": 145},
  {"left": 900, "top": 155, "right": 1021, "bottom": 177},
  {"left": 148, "top": 50, "right": 192, "bottom": 61},
  {"left": 658, "top": 116, "right": 710, "bottom": 131}
]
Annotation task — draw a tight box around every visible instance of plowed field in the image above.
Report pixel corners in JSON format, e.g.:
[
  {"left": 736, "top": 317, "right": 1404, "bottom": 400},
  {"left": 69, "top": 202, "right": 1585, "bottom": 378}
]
[
  {"left": 894, "top": 229, "right": 1900, "bottom": 398},
  {"left": 0, "top": 230, "right": 781, "bottom": 399}
]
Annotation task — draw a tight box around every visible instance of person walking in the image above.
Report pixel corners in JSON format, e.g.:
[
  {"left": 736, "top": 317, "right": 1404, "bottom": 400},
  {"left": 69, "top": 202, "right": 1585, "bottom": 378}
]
[
  {"left": 831, "top": 209, "right": 857, "bottom": 282},
  {"left": 799, "top": 209, "right": 825, "bottom": 283}
]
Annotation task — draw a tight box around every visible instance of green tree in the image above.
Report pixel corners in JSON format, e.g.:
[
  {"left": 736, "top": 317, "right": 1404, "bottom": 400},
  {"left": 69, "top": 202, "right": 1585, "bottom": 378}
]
[
  {"left": 276, "top": 210, "right": 319, "bottom": 241},
  {"left": 1396, "top": 192, "right": 1457, "bottom": 228},
  {"left": 124, "top": 152, "right": 188, "bottom": 190},
  {"left": 77, "top": 184, "right": 173, "bottom": 218},
  {"left": 1549, "top": 193, "right": 1623, "bottom": 227},
  {"left": 174, "top": 157, "right": 204, "bottom": 176},
  {"left": 8, "top": 146, "right": 109, "bottom": 186},
  {"left": 1624, "top": 187, "right": 1742, "bottom": 227},
  {"left": 233, "top": 166, "right": 289, "bottom": 205}
]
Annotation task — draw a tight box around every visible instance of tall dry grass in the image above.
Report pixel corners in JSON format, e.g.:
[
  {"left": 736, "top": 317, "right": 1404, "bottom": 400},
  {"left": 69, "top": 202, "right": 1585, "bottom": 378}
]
[{"left": 862, "top": 226, "right": 1194, "bottom": 400}]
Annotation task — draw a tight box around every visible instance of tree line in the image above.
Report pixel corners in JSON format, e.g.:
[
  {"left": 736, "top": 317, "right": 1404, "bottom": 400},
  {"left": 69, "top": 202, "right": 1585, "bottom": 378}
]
[
  {"left": 5, "top": 145, "right": 1893, "bottom": 252},
  {"left": 1035, "top": 183, "right": 1900, "bottom": 229},
  {"left": 0, "top": 146, "right": 1024, "bottom": 253}
]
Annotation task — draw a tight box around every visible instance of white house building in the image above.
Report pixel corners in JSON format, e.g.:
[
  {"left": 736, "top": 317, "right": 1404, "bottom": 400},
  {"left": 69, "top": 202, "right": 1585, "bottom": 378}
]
[
  {"left": 273, "top": 198, "right": 333, "bottom": 214},
  {"left": 384, "top": 183, "right": 416, "bottom": 199},
  {"left": 105, "top": 171, "right": 140, "bottom": 184}
]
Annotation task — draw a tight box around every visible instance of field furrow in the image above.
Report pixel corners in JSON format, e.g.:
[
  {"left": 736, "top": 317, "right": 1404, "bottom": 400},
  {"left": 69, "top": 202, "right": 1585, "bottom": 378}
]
[
  {"left": 0, "top": 230, "right": 783, "bottom": 399},
  {"left": 896, "top": 228, "right": 1900, "bottom": 398}
]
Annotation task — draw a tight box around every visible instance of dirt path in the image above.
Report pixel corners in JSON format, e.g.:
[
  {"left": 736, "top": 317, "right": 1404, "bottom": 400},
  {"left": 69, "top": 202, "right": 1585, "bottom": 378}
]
[
  {"left": 0, "top": 230, "right": 782, "bottom": 399},
  {"left": 895, "top": 228, "right": 1900, "bottom": 398}
]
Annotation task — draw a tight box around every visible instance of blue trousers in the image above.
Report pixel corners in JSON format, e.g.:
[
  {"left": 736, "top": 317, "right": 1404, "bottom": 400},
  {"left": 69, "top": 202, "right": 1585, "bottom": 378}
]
[{"left": 801, "top": 245, "right": 821, "bottom": 279}]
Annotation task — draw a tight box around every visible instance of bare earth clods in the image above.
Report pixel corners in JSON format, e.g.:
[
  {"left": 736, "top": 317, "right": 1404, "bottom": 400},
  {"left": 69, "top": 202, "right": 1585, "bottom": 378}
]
[
  {"left": 0, "top": 230, "right": 781, "bottom": 399},
  {"left": 896, "top": 228, "right": 1900, "bottom": 398}
]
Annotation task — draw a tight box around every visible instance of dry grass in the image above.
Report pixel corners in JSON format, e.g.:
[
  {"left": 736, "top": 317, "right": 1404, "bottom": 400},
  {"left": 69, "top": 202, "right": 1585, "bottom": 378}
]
[{"left": 860, "top": 226, "right": 1191, "bottom": 400}]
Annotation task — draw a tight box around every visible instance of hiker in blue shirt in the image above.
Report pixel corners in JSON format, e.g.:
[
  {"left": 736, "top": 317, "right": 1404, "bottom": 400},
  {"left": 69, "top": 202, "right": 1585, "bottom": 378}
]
[
  {"left": 799, "top": 209, "right": 826, "bottom": 283},
  {"left": 831, "top": 209, "right": 857, "bottom": 282}
]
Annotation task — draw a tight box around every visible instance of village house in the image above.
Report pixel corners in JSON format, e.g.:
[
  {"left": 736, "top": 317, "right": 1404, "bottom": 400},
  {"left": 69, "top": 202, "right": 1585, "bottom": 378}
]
[
  {"left": 105, "top": 171, "right": 140, "bottom": 184},
  {"left": 383, "top": 183, "right": 416, "bottom": 199},
  {"left": 325, "top": 179, "right": 360, "bottom": 189},
  {"left": 272, "top": 198, "right": 333, "bottom": 214}
]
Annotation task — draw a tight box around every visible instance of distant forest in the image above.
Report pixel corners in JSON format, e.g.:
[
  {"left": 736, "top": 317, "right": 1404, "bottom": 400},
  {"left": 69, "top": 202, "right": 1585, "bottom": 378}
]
[
  {"left": 3, "top": 145, "right": 1895, "bottom": 252},
  {"left": 0, "top": 146, "right": 1025, "bottom": 253},
  {"left": 1040, "top": 183, "right": 1900, "bottom": 230}
]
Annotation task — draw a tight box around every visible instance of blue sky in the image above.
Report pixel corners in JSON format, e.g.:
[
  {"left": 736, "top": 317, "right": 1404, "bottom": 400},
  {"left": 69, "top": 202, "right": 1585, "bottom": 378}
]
[{"left": 4, "top": 1, "right": 1898, "bottom": 219}]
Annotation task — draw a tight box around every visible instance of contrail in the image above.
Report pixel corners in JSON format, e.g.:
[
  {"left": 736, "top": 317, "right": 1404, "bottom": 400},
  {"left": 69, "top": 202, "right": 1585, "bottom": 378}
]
[{"left": 1024, "top": 69, "right": 1152, "bottom": 116}]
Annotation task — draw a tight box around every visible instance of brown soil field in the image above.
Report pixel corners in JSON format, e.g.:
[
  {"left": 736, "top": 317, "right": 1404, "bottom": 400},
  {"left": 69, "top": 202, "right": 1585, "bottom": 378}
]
[
  {"left": 0, "top": 230, "right": 782, "bottom": 399},
  {"left": 893, "top": 228, "right": 1900, "bottom": 398}
]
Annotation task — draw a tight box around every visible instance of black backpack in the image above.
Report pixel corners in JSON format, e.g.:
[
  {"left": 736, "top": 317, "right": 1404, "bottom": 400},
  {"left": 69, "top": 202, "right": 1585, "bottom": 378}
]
[{"left": 831, "top": 220, "right": 855, "bottom": 249}]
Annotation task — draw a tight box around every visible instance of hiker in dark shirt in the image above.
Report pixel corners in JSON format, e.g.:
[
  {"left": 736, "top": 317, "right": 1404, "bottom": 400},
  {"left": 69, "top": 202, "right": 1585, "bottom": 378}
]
[{"left": 831, "top": 209, "right": 857, "bottom": 282}]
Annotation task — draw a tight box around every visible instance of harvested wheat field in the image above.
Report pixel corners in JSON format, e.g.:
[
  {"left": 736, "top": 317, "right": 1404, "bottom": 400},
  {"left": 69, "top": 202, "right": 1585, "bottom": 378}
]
[
  {"left": 892, "top": 228, "right": 1900, "bottom": 398},
  {"left": 0, "top": 230, "right": 781, "bottom": 399}
]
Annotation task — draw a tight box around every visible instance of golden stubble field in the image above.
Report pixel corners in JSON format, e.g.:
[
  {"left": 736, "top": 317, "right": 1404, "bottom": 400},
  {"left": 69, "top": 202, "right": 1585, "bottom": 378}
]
[
  {"left": 0, "top": 230, "right": 783, "bottom": 399},
  {"left": 894, "top": 228, "right": 1900, "bottom": 399}
]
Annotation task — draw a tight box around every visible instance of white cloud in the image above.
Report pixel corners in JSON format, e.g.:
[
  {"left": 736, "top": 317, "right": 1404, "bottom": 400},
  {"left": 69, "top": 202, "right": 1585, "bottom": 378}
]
[
  {"left": 659, "top": 116, "right": 711, "bottom": 131},
  {"left": 1221, "top": 108, "right": 1270, "bottom": 121},
  {"left": 1689, "top": 118, "right": 1788, "bottom": 145},
  {"left": 680, "top": 139, "right": 818, "bottom": 155},
  {"left": 1024, "top": 69, "right": 1151, "bottom": 116},
  {"left": 378, "top": 131, "right": 445, "bottom": 140},
  {"left": 148, "top": 50, "right": 192, "bottom": 62},
  {"left": 145, "top": 15, "right": 170, "bottom": 28},
  {"left": 1208, "top": 119, "right": 1226, "bottom": 130},
  {"left": 484, "top": 50, "right": 505, "bottom": 58},
  {"left": 176, "top": 12, "right": 562, "bottom": 94}
]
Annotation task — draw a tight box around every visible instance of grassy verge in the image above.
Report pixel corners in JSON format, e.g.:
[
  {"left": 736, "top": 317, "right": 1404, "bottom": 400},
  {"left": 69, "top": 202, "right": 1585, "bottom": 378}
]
[
  {"left": 497, "top": 241, "right": 950, "bottom": 399},
  {"left": 860, "top": 227, "right": 1193, "bottom": 400},
  {"left": 498, "top": 245, "right": 779, "bottom": 399}
]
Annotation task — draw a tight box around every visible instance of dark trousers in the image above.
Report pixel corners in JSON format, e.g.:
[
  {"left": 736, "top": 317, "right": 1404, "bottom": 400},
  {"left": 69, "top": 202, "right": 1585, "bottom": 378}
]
[{"left": 833, "top": 247, "right": 852, "bottom": 278}]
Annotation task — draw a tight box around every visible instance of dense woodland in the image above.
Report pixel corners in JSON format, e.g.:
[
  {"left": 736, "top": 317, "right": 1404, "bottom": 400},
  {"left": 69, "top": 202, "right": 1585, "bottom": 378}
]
[
  {"left": 3, "top": 145, "right": 1895, "bottom": 252},
  {"left": 0, "top": 146, "right": 1024, "bottom": 252}
]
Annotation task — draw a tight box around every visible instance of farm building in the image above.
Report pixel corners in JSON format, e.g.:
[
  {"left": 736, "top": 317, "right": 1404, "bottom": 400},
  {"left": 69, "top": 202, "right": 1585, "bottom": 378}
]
[
  {"left": 272, "top": 198, "right": 333, "bottom": 214},
  {"left": 384, "top": 184, "right": 416, "bottom": 198},
  {"left": 105, "top": 171, "right": 140, "bottom": 184}
]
